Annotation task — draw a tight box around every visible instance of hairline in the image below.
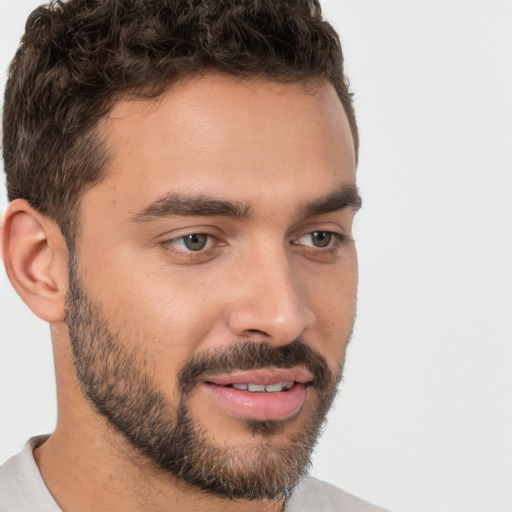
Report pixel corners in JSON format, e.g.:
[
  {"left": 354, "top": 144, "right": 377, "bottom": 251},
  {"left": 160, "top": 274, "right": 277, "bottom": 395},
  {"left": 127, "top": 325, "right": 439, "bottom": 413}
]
[{"left": 60, "top": 71, "right": 357, "bottom": 248}]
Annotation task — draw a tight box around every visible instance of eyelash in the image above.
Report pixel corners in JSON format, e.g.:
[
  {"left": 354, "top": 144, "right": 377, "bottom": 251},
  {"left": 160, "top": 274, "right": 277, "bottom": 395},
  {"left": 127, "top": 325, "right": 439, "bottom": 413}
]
[
  {"left": 293, "top": 231, "right": 346, "bottom": 250},
  {"left": 162, "top": 233, "right": 221, "bottom": 258},
  {"left": 162, "top": 230, "right": 347, "bottom": 260}
]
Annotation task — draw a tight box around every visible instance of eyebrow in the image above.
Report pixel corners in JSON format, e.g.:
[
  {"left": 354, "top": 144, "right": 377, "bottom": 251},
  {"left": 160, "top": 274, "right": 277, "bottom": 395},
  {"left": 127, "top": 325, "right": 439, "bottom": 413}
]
[
  {"left": 132, "top": 184, "right": 361, "bottom": 223},
  {"left": 300, "top": 184, "right": 362, "bottom": 218},
  {"left": 132, "top": 193, "right": 250, "bottom": 222}
]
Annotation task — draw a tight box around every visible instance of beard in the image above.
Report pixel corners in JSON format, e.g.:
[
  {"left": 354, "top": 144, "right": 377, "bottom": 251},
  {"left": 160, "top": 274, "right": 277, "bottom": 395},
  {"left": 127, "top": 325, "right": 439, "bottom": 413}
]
[{"left": 65, "top": 252, "right": 347, "bottom": 501}]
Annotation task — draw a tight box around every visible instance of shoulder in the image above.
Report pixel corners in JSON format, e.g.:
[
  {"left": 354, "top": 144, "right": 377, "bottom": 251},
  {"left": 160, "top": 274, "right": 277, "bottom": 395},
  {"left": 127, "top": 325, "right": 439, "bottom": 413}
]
[
  {"left": 0, "top": 436, "right": 60, "bottom": 512},
  {"left": 286, "top": 476, "right": 391, "bottom": 512}
]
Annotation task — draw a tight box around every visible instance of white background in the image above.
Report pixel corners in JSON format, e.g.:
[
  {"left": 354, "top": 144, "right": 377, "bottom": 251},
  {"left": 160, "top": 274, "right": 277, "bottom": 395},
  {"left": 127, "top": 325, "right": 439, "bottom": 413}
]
[{"left": 1, "top": 1, "right": 511, "bottom": 511}]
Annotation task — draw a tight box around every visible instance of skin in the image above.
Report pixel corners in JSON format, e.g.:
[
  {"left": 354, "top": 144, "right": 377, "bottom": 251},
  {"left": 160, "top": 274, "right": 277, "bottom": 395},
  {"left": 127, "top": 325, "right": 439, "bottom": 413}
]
[{"left": 2, "top": 74, "right": 358, "bottom": 512}]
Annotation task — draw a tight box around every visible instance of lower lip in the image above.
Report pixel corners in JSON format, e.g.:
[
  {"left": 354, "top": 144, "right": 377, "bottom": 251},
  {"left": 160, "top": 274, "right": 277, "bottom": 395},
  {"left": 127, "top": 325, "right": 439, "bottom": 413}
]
[{"left": 201, "top": 382, "right": 307, "bottom": 421}]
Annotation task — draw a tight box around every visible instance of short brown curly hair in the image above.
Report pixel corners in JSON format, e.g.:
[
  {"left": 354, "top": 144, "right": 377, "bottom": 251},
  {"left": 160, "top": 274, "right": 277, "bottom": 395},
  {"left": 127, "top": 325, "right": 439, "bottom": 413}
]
[{"left": 3, "top": 0, "right": 358, "bottom": 240}]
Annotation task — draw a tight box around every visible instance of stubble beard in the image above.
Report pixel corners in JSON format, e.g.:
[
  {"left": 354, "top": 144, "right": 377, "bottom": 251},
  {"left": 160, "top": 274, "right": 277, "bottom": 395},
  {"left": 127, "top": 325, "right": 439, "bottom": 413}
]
[{"left": 65, "top": 252, "right": 348, "bottom": 501}]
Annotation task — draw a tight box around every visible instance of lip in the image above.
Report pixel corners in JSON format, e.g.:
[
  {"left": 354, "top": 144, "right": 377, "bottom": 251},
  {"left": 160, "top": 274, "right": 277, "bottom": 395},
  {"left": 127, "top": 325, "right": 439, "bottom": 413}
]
[
  {"left": 204, "top": 367, "right": 313, "bottom": 387},
  {"left": 201, "top": 367, "right": 312, "bottom": 421}
]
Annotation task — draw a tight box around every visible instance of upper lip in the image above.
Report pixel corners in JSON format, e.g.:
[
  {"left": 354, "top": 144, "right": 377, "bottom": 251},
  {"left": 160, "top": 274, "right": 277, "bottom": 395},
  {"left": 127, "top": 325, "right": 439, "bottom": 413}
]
[{"left": 203, "top": 367, "right": 314, "bottom": 386}]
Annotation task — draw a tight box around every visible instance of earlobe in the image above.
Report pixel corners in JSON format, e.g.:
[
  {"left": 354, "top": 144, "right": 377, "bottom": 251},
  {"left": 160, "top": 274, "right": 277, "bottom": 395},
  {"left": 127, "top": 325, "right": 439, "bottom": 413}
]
[{"left": 2, "top": 199, "right": 68, "bottom": 323}]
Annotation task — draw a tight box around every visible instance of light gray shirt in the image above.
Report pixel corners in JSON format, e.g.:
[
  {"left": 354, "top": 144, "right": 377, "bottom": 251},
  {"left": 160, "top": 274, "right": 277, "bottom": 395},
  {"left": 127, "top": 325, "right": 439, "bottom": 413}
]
[{"left": 0, "top": 437, "right": 390, "bottom": 512}]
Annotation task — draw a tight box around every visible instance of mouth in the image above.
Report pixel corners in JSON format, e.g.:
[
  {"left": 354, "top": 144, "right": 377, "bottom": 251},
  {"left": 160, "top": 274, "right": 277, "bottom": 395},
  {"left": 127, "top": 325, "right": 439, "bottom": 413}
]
[
  {"left": 222, "top": 381, "right": 295, "bottom": 392},
  {"left": 201, "top": 368, "right": 313, "bottom": 421}
]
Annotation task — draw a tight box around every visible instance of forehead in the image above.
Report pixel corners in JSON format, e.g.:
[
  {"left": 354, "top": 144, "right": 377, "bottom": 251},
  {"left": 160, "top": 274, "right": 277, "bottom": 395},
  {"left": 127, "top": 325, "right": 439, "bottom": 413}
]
[{"left": 89, "top": 74, "right": 355, "bottom": 219}]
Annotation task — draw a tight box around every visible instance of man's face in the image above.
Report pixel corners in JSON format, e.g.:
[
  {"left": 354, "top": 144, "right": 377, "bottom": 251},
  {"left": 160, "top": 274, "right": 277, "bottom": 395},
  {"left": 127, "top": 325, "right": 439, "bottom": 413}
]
[{"left": 66, "top": 75, "right": 359, "bottom": 500}]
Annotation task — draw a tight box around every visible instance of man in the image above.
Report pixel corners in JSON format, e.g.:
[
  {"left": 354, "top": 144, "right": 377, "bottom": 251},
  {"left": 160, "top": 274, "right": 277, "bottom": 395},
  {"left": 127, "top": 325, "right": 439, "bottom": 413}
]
[{"left": 0, "top": 1, "right": 389, "bottom": 511}]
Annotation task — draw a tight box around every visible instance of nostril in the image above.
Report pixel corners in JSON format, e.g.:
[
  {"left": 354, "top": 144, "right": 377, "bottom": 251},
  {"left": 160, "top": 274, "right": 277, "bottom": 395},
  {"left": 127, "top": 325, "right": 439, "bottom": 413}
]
[
  {"left": 225, "top": 292, "right": 314, "bottom": 345},
  {"left": 245, "top": 328, "right": 271, "bottom": 337}
]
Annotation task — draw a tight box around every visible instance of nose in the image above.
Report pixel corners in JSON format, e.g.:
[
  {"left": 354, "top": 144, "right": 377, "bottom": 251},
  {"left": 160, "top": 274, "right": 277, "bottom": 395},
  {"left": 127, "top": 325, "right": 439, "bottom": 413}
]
[{"left": 226, "top": 246, "right": 315, "bottom": 345}]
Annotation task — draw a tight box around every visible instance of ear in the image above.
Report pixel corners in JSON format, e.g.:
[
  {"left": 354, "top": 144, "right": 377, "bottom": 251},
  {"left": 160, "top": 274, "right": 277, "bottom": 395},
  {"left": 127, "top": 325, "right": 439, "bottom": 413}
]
[{"left": 1, "top": 199, "right": 69, "bottom": 323}]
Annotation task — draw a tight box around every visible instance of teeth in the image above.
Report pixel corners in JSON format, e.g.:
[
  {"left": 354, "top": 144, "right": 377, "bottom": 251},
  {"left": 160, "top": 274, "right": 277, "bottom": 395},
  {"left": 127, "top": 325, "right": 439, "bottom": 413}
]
[
  {"left": 264, "top": 382, "right": 284, "bottom": 392},
  {"left": 232, "top": 381, "right": 295, "bottom": 393},
  {"left": 247, "top": 384, "right": 266, "bottom": 392}
]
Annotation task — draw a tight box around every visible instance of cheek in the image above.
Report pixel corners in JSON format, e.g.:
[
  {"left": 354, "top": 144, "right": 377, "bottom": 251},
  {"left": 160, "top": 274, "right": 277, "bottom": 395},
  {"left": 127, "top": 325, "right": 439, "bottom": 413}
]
[
  {"left": 78, "top": 243, "right": 227, "bottom": 373},
  {"left": 306, "top": 245, "right": 358, "bottom": 309},
  {"left": 304, "top": 254, "right": 358, "bottom": 358}
]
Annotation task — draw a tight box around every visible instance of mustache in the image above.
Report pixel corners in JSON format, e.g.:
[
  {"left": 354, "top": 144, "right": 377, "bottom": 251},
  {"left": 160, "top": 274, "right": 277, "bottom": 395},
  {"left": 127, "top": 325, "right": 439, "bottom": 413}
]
[{"left": 178, "top": 339, "right": 335, "bottom": 396}]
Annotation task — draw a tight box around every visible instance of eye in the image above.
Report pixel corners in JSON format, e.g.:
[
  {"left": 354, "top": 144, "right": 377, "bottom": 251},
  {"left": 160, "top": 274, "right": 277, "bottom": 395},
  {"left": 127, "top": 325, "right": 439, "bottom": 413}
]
[
  {"left": 297, "top": 231, "right": 336, "bottom": 248},
  {"left": 168, "top": 233, "right": 211, "bottom": 252}
]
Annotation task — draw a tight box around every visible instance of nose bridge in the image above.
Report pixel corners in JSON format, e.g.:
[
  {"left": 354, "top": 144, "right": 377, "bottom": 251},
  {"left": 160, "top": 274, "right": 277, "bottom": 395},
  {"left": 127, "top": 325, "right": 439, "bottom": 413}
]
[{"left": 227, "top": 241, "right": 314, "bottom": 343}]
